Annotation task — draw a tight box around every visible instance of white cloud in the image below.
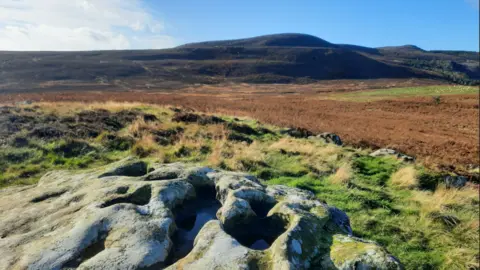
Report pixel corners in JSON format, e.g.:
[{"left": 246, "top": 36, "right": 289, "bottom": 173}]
[{"left": 0, "top": 0, "right": 177, "bottom": 50}]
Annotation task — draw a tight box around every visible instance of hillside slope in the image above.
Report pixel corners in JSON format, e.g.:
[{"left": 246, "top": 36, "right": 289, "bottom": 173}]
[
  {"left": 0, "top": 33, "right": 478, "bottom": 92},
  {"left": 178, "top": 33, "right": 337, "bottom": 48}
]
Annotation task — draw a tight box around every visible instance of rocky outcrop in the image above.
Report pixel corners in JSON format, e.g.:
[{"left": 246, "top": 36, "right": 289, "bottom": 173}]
[
  {"left": 309, "top": 132, "right": 343, "bottom": 146},
  {"left": 280, "top": 128, "right": 314, "bottom": 138},
  {"left": 444, "top": 175, "right": 468, "bottom": 188},
  {"left": 370, "top": 148, "right": 415, "bottom": 162},
  {"left": 0, "top": 158, "right": 402, "bottom": 270}
]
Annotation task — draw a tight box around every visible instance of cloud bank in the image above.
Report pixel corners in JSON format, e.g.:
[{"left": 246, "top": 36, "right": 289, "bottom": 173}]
[{"left": 0, "top": 0, "right": 177, "bottom": 51}]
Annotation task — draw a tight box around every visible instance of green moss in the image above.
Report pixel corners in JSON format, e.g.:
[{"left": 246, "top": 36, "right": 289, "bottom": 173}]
[{"left": 330, "top": 237, "right": 376, "bottom": 265}]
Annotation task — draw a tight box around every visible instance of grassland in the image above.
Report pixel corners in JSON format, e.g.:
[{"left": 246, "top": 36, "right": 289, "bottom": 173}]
[
  {"left": 0, "top": 102, "right": 478, "bottom": 269},
  {"left": 2, "top": 82, "right": 478, "bottom": 175},
  {"left": 325, "top": 85, "right": 479, "bottom": 102}
]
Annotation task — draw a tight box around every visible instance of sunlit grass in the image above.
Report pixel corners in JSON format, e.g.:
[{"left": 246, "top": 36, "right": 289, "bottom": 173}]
[
  {"left": 0, "top": 102, "right": 478, "bottom": 269},
  {"left": 326, "top": 85, "right": 479, "bottom": 101}
]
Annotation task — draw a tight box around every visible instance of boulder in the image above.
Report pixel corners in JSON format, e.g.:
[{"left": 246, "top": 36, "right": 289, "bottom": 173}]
[
  {"left": 444, "top": 175, "right": 468, "bottom": 188},
  {"left": 370, "top": 148, "right": 415, "bottom": 162},
  {"left": 280, "top": 128, "right": 314, "bottom": 138},
  {"left": 0, "top": 157, "right": 402, "bottom": 270},
  {"left": 309, "top": 132, "right": 343, "bottom": 146}
]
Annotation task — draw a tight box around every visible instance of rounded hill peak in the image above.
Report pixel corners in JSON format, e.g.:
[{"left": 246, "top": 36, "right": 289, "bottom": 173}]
[
  {"left": 378, "top": 45, "right": 425, "bottom": 52},
  {"left": 178, "top": 33, "right": 336, "bottom": 48}
]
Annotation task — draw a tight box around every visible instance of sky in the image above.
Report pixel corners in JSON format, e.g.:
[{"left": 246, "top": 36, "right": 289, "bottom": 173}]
[{"left": 0, "top": 0, "right": 478, "bottom": 51}]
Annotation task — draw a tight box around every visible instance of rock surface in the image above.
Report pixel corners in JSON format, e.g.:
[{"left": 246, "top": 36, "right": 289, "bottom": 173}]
[
  {"left": 444, "top": 175, "right": 468, "bottom": 188},
  {"left": 309, "top": 133, "right": 343, "bottom": 146},
  {"left": 0, "top": 158, "right": 402, "bottom": 270},
  {"left": 370, "top": 148, "right": 415, "bottom": 162}
]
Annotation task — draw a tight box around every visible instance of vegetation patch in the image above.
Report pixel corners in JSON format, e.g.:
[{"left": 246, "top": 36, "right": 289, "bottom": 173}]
[
  {"left": 0, "top": 102, "right": 477, "bottom": 269},
  {"left": 328, "top": 85, "right": 479, "bottom": 102}
]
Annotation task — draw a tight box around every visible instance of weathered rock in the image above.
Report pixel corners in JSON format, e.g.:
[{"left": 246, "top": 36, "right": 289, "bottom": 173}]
[
  {"left": 309, "top": 132, "right": 343, "bottom": 146},
  {"left": 324, "top": 235, "right": 403, "bottom": 269},
  {"left": 444, "top": 175, "right": 468, "bottom": 188},
  {"left": 0, "top": 158, "right": 402, "bottom": 270},
  {"left": 370, "top": 148, "right": 415, "bottom": 162},
  {"left": 280, "top": 128, "right": 314, "bottom": 138},
  {"left": 98, "top": 157, "right": 149, "bottom": 178}
]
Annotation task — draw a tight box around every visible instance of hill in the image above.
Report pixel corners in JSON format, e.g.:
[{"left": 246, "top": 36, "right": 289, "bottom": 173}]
[
  {"left": 178, "top": 33, "right": 337, "bottom": 48},
  {"left": 377, "top": 44, "right": 426, "bottom": 52},
  {"left": 0, "top": 33, "right": 478, "bottom": 92}
]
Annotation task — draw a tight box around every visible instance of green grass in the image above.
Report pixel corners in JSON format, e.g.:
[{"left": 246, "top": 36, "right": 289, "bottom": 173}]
[
  {"left": 266, "top": 156, "right": 478, "bottom": 270},
  {"left": 0, "top": 139, "right": 130, "bottom": 188},
  {"left": 327, "top": 85, "right": 479, "bottom": 102},
  {"left": 1, "top": 103, "right": 478, "bottom": 269}
]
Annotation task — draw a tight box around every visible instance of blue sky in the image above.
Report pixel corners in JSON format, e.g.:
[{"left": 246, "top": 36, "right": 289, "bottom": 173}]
[
  {"left": 0, "top": 0, "right": 478, "bottom": 51},
  {"left": 152, "top": 0, "right": 479, "bottom": 51}
]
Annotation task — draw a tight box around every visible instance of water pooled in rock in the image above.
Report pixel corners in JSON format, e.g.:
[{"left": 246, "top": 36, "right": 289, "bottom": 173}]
[
  {"left": 223, "top": 199, "right": 285, "bottom": 251},
  {"left": 249, "top": 239, "right": 269, "bottom": 250},
  {"left": 167, "top": 190, "right": 221, "bottom": 265}
]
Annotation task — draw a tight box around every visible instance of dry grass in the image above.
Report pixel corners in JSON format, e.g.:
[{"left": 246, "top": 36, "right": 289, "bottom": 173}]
[
  {"left": 4, "top": 83, "right": 479, "bottom": 173},
  {"left": 390, "top": 166, "right": 418, "bottom": 189},
  {"left": 269, "top": 138, "right": 316, "bottom": 155},
  {"left": 329, "top": 163, "right": 353, "bottom": 185},
  {"left": 1, "top": 100, "right": 477, "bottom": 269},
  {"left": 226, "top": 142, "right": 266, "bottom": 171},
  {"left": 409, "top": 184, "right": 480, "bottom": 270},
  {"left": 131, "top": 134, "right": 158, "bottom": 158},
  {"left": 412, "top": 185, "right": 479, "bottom": 217},
  {"left": 208, "top": 139, "right": 228, "bottom": 167},
  {"left": 443, "top": 248, "right": 480, "bottom": 270}
]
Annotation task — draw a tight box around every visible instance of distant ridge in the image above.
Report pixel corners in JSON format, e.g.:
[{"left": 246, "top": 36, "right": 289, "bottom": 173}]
[
  {"left": 0, "top": 33, "right": 478, "bottom": 92},
  {"left": 378, "top": 45, "right": 426, "bottom": 52},
  {"left": 178, "top": 33, "right": 337, "bottom": 48}
]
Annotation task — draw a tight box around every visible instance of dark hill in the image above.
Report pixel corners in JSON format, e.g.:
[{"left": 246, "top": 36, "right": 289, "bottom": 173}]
[
  {"left": 0, "top": 33, "right": 478, "bottom": 93},
  {"left": 378, "top": 45, "right": 426, "bottom": 52},
  {"left": 178, "top": 33, "right": 336, "bottom": 48},
  {"left": 337, "top": 44, "right": 381, "bottom": 55}
]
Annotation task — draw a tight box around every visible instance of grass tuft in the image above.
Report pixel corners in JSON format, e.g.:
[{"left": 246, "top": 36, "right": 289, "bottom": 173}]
[{"left": 390, "top": 166, "right": 418, "bottom": 189}]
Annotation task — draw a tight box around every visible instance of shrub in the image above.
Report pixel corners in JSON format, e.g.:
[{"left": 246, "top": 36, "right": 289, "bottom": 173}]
[
  {"left": 132, "top": 135, "right": 157, "bottom": 158},
  {"left": 53, "top": 140, "right": 96, "bottom": 158},
  {"left": 417, "top": 171, "right": 441, "bottom": 191},
  {"left": 175, "top": 145, "right": 194, "bottom": 158}
]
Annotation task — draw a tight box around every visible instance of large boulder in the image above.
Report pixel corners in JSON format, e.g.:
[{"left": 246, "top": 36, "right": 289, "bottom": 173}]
[{"left": 0, "top": 158, "right": 402, "bottom": 270}]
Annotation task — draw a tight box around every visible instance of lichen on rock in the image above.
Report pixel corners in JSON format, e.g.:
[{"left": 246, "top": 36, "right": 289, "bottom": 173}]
[{"left": 0, "top": 157, "right": 402, "bottom": 269}]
